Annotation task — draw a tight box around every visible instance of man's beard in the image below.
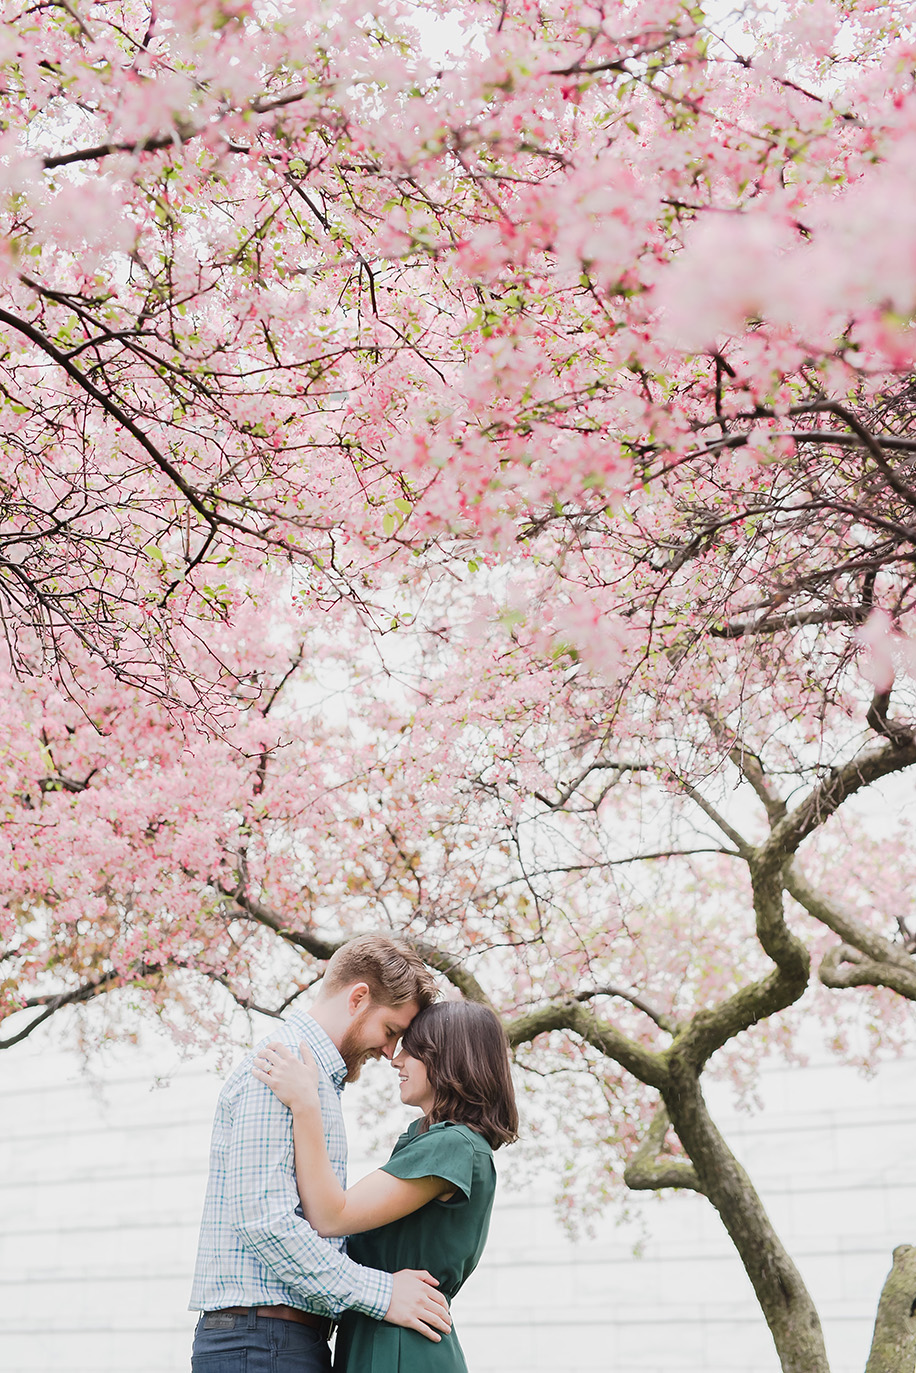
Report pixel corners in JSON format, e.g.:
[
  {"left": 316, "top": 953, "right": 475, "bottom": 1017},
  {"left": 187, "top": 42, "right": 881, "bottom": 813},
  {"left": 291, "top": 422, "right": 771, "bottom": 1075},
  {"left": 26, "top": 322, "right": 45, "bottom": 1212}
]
[{"left": 339, "top": 1018, "right": 379, "bottom": 1083}]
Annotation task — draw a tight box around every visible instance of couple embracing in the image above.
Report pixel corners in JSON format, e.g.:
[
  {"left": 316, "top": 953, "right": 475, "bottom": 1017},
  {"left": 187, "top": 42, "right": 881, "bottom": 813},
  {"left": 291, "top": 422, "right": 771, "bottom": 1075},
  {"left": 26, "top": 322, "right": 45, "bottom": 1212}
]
[{"left": 189, "top": 934, "right": 518, "bottom": 1372}]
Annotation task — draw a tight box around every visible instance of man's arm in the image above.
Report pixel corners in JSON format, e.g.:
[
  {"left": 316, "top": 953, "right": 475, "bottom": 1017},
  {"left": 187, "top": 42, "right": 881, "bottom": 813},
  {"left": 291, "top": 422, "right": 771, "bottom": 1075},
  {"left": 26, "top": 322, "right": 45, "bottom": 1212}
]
[
  {"left": 228, "top": 1069, "right": 451, "bottom": 1339},
  {"left": 252, "top": 1040, "right": 450, "bottom": 1235},
  {"left": 227, "top": 1070, "right": 393, "bottom": 1319}
]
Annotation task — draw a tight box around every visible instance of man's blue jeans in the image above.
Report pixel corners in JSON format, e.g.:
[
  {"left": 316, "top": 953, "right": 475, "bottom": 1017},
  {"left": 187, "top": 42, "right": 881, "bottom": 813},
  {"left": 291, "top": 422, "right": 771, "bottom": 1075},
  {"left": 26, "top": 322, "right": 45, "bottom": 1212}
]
[{"left": 191, "top": 1308, "right": 333, "bottom": 1372}]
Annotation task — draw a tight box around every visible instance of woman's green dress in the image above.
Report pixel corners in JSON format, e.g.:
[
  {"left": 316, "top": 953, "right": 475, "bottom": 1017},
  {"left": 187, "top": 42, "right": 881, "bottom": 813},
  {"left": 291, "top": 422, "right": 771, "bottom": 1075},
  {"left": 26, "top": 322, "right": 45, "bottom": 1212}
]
[{"left": 335, "top": 1120, "right": 496, "bottom": 1373}]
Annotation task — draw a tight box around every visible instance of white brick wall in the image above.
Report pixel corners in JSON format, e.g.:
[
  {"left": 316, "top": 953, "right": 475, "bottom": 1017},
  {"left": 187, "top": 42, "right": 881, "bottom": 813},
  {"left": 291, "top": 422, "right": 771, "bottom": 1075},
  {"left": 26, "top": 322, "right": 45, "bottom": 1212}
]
[{"left": 1, "top": 1029, "right": 914, "bottom": 1373}]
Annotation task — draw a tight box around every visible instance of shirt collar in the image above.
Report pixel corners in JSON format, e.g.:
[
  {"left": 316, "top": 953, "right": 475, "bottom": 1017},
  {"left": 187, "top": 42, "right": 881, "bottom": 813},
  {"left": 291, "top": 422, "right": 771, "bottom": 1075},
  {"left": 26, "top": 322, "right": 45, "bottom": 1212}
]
[{"left": 288, "top": 1009, "right": 348, "bottom": 1093}]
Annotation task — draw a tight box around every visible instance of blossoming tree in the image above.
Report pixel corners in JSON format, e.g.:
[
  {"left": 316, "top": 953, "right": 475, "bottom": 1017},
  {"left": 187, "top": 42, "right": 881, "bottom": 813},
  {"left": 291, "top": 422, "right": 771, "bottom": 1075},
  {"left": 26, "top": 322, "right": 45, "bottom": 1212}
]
[
  {"left": 3, "top": 0, "right": 916, "bottom": 695},
  {"left": 3, "top": 564, "right": 914, "bottom": 1373},
  {"left": 2, "top": 0, "right": 916, "bottom": 1368}
]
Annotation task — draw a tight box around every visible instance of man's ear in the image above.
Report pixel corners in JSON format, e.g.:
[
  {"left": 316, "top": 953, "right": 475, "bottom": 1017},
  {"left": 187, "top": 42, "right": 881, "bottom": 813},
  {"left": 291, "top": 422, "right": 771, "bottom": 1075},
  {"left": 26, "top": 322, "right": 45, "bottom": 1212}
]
[{"left": 346, "top": 982, "right": 372, "bottom": 1017}]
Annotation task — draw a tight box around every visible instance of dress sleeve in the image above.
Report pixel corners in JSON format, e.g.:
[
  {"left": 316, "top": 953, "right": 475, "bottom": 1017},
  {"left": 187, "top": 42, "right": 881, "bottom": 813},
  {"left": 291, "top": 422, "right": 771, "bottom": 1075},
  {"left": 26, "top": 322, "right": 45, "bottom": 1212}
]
[{"left": 380, "top": 1125, "right": 476, "bottom": 1203}]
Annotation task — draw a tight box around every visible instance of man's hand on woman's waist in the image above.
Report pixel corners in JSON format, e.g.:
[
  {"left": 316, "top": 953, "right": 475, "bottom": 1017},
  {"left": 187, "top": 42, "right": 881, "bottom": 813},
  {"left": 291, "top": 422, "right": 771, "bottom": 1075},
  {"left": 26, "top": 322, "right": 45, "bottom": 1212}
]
[{"left": 384, "top": 1269, "right": 451, "bottom": 1341}]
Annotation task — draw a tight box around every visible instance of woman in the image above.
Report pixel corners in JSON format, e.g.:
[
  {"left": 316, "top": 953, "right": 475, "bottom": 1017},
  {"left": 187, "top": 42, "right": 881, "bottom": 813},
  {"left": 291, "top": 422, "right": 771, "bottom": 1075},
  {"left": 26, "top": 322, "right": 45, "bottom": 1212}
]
[{"left": 252, "top": 999, "right": 518, "bottom": 1372}]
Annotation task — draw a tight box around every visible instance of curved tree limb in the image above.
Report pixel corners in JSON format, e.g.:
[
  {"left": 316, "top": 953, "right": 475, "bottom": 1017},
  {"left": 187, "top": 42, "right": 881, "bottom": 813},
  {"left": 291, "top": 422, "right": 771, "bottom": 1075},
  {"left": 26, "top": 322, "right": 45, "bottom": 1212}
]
[
  {"left": 218, "top": 886, "right": 342, "bottom": 959},
  {"left": 413, "top": 943, "right": 498, "bottom": 1011},
  {"left": 671, "top": 737, "right": 916, "bottom": 1072},
  {"left": 574, "top": 984, "right": 681, "bottom": 1036},
  {"left": 221, "top": 886, "right": 500, "bottom": 1008},
  {"left": 786, "top": 864, "right": 916, "bottom": 973},
  {"left": 818, "top": 944, "right": 916, "bottom": 1001},
  {"left": 867, "top": 687, "right": 914, "bottom": 746},
  {"left": 0, "top": 970, "right": 121, "bottom": 1049},
  {"left": 727, "top": 744, "right": 787, "bottom": 824},
  {"left": 675, "top": 964, "right": 809, "bottom": 1072},
  {"left": 623, "top": 1102, "right": 704, "bottom": 1193},
  {"left": 504, "top": 1000, "right": 670, "bottom": 1091},
  {"left": 762, "top": 737, "right": 916, "bottom": 868}
]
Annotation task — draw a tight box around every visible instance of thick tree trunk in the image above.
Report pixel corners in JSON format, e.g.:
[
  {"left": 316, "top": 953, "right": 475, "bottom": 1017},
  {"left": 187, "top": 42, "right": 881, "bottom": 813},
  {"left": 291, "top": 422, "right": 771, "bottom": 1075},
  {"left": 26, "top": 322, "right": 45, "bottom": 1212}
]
[
  {"left": 865, "top": 1246, "right": 916, "bottom": 1373},
  {"left": 663, "top": 1063, "right": 830, "bottom": 1373}
]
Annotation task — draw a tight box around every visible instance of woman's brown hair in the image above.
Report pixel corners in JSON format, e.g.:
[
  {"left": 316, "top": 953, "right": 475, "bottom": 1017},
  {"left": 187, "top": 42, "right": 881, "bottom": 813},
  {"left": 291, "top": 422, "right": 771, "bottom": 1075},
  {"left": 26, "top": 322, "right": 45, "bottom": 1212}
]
[{"left": 401, "top": 1000, "right": 519, "bottom": 1149}]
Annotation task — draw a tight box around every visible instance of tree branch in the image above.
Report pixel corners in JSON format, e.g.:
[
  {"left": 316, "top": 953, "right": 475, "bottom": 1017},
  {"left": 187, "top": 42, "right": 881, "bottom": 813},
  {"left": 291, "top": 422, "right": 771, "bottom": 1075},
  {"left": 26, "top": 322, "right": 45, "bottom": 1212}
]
[
  {"left": 532, "top": 761, "right": 647, "bottom": 810},
  {"left": 818, "top": 944, "right": 916, "bottom": 1001},
  {"left": 801, "top": 401, "right": 916, "bottom": 512},
  {"left": 681, "top": 737, "right": 916, "bottom": 1068},
  {"left": 623, "top": 1102, "right": 704, "bottom": 1193},
  {"left": 727, "top": 744, "right": 787, "bottom": 824},
  {"left": 0, "top": 305, "right": 217, "bottom": 528},
  {"left": 761, "top": 737, "right": 916, "bottom": 869},
  {"left": 412, "top": 943, "right": 498, "bottom": 1011},
  {"left": 505, "top": 1000, "right": 670, "bottom": 1090},
  {"left": 866, "top": 686, "right": 913, "bottom": 746},
  {"left": 575, "top": 985, "right": 681, "bottom": 1036},
  {"left": 681, "top": 429, "right": 916, "bottom": 469},
  {"left": 0, "top": 970, "right": 123, "bottom": 1048},
  {"left": 785, "top": 864, "right": 914, "bottom": 970},
  {"left": 220, "top": 886, "right": 501, "bottom": 1008},
  {"left": 675, "top": 965, "right": 809, "bottom": 1071},
  {"left": 217, "top": 886, "right": 342, "bottom": 959},
  {"left": 198, "top": 968, "right": 316, "bottom": 1019},
  {"left": 701, "top": 709, "right": 787, "bottom": 823},
  {"left": 677, "top": 779, "right": 754, "bottom": 857},
  {"left": 712, "top": 604, "right": 872, "bottom": 640},
  {"left": 43, "top": 134, "right": 179, "bottom": 169}
]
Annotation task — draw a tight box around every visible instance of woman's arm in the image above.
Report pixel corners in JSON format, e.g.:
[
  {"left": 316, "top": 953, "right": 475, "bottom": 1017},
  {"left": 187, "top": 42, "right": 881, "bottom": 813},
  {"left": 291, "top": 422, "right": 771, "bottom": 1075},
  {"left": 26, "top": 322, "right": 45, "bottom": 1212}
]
[{"left": 252, "top": 1041, "right": 449, "bottom": 1238}]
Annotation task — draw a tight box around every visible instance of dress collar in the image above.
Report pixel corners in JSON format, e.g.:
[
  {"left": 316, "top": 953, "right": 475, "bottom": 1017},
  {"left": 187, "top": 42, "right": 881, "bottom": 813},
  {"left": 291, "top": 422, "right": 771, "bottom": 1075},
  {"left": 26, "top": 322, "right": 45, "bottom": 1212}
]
[{"left": 288, "top": 1009, "right": 348, "bottom": 1093}]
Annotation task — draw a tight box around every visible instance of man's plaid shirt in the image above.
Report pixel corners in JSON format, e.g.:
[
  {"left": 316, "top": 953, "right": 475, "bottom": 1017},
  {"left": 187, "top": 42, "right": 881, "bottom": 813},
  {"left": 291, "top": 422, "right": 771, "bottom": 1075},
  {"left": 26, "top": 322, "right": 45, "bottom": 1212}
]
[{"left": 189, "top": 1011, "right": 393, "bottom": 1320}]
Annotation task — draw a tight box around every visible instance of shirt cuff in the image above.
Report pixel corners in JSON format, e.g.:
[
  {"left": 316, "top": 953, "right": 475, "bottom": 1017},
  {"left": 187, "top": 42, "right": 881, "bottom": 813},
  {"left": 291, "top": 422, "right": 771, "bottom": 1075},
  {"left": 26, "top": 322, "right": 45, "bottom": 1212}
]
[{"left": 351, "top": 1268, "right": 393, "bottom": 1321}]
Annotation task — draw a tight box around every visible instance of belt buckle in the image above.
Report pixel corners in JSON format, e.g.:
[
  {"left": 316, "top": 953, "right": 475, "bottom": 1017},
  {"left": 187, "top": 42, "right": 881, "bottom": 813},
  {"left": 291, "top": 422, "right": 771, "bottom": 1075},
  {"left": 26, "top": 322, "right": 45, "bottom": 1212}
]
[{"left": 203, "top": 1312, "right": 237, "bottom": 1331}]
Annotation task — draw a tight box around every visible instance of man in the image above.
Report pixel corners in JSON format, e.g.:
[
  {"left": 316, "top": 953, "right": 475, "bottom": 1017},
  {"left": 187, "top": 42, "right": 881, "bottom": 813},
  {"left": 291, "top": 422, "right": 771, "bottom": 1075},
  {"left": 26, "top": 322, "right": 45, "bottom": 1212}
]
[{"left": 189, "top": 933, "right": 450, "bottom": 1371}]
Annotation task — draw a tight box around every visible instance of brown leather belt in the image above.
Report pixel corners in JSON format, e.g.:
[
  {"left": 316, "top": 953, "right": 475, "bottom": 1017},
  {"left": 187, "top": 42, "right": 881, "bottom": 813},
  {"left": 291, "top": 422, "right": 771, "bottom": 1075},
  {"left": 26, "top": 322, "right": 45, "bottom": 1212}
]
[{"left": 220, "top": 1305, "right": 333, "bottom": 1337}]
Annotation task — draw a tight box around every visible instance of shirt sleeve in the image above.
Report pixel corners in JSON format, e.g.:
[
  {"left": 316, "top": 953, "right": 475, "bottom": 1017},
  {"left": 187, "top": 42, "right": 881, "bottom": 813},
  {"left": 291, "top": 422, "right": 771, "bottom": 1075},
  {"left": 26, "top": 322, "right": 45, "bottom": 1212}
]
[
  {"left": 228, "top": 1072, "right": 394, "bottom": 1320},
  {"left": 380, "top": 1124, "right": 477, "bottom": 1203}
]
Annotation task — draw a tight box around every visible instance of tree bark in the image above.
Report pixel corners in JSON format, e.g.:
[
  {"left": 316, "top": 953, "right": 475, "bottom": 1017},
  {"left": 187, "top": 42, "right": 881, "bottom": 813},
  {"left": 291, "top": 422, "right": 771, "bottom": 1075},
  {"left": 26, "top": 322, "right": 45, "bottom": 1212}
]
[
  {"left": 865, "top": 1246, "right": 916, "bottom": 1373},
  {"left": 662, "top": 1060, "right": 830, "bottom": 1373}
]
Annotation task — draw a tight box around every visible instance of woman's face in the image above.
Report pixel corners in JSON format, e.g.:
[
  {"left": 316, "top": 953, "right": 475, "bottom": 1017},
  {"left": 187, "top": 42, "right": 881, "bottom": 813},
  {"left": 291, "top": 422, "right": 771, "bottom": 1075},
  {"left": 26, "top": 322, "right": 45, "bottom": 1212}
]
[{"left": 392, "top": 1047, "right": 435, "bottom": 1113}]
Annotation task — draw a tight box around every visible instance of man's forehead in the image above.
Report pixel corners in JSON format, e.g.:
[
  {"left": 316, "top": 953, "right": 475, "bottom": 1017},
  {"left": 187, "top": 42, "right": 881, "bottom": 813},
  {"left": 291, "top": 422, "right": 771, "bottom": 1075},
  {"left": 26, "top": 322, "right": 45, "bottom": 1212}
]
[{"left": 386, "top": 1001, "right": 419, "bottom": 1033}]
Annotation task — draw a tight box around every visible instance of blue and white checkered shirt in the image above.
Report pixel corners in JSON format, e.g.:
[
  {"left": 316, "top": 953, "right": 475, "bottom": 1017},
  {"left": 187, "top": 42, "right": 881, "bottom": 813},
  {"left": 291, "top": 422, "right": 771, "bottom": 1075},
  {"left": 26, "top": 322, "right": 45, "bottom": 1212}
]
[{"left": 189, "top": 1010, "right": 393, "bottom": 1320}]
